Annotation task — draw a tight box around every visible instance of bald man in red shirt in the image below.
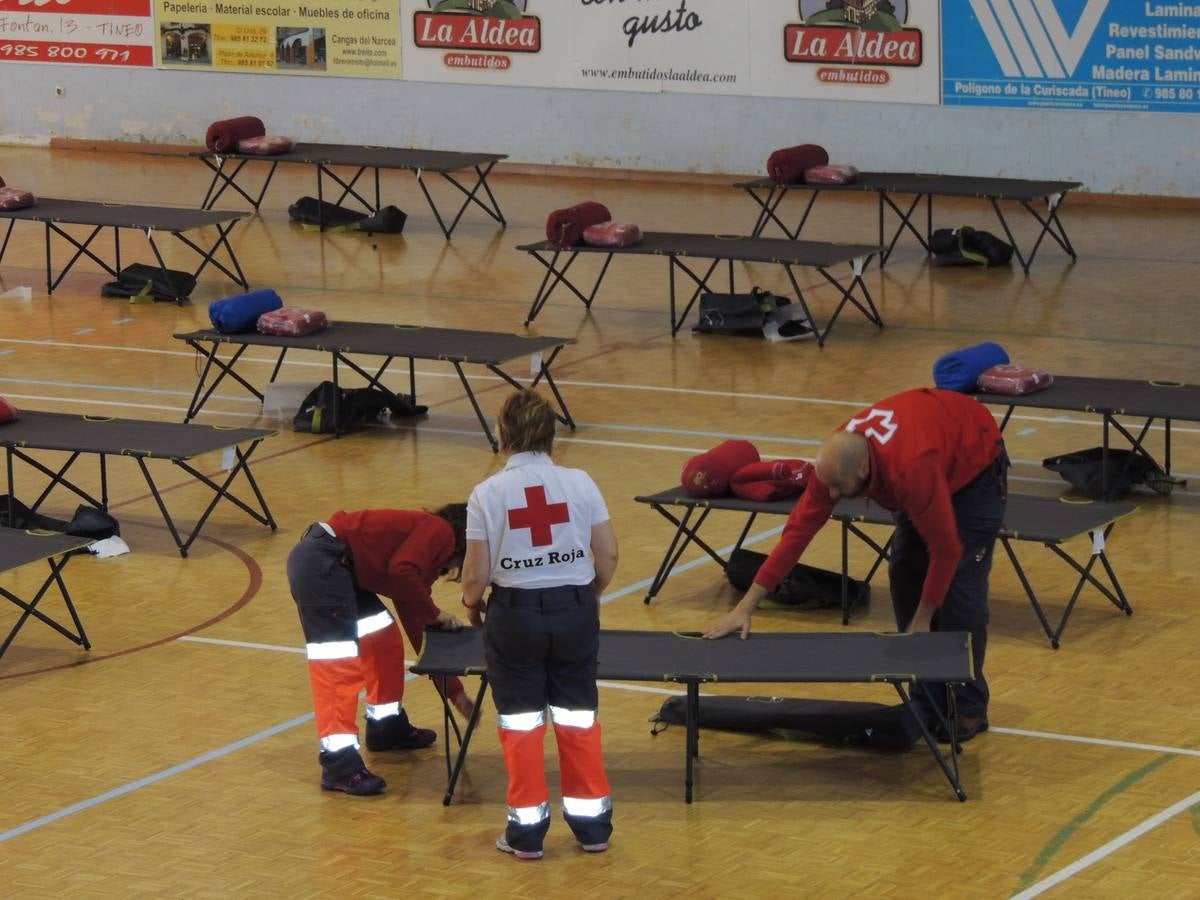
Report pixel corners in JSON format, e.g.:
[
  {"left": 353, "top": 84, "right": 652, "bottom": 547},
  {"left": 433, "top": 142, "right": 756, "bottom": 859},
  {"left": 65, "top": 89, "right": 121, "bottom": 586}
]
[{"left": 704, "top": 388, "right": 1007, "bottom": 741}]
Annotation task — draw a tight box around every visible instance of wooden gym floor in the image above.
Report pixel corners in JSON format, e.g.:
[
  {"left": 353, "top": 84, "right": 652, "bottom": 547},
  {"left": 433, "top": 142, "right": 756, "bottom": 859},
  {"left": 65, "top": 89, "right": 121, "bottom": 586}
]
[{"left": 1, "top": 147, "right": 1198, "bottom": 899}]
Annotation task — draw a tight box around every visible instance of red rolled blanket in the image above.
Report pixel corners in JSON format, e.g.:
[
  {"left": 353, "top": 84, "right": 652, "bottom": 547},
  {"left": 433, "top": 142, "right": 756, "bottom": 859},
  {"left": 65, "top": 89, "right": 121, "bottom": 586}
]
[
  {"left": 0, "top": 396, "right": 18, "bottom": 424},
  {"left": 545, "top": 201, "right": 612, "bottom": 248},
  {"left": 681, "top": 440, "right": 761, "bottom": 498},
  {"left": 767, "top": 144, "right": 830, "bottom": 184},
  {"left": 205, "top": 116, "right": 266, "bottom": 152},
  {"left": 730, "top": 459, "right": 813, "bottom": 502}
]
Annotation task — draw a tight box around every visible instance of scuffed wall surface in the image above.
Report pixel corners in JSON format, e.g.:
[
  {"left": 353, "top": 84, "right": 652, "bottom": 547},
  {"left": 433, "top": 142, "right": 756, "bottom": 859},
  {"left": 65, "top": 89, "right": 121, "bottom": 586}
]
[{"left": 1, "top": 64, "right": 1196, "bottom": 196}]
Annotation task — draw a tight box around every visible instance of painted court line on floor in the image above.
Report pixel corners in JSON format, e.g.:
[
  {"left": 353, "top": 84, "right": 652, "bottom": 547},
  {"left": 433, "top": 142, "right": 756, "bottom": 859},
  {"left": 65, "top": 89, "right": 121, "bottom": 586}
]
[
  {"left": 0, "top": 712, "right": 316, "bottom": 845},
  {"left": 1011, "top": 786, "right": 1200, "bottom": 899},
  {"left": 7, "top": 580, "right": 1196, "bottom": 896},
  {"left": 179, "top": 635, "right": 306, "bottom": 655},
  {"left": 1, "top": 392, "right": 1193, "bottom": 498},
  {"left": 991, "top": 727, "right": 1200, "bottom": 759},
  {"left": 175, "top": 636, "right": 1200, "bottom": 761},
  {"left": 2, "top": 337, "right": 1196, "bottom": 438},
  {"left": 0, "top": 531, "right": 774, "bottom": 842}
]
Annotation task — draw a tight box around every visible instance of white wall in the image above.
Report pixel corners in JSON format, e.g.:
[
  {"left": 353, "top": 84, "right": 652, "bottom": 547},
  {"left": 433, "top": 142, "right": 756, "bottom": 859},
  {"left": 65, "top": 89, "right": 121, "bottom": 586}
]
[{"left": 2, "top": 64, "right": 1198, "bottom": 196}]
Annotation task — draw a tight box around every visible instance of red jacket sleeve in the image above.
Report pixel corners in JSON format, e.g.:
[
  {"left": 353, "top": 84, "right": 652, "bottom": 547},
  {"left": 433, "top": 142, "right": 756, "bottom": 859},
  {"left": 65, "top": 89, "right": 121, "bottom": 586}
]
[
  {"left": 902, "top": 456, "right": 963, "bottom": 610},
  {"left": 753, "top": 481, "right": 836, "bottom": 591},
  {"left": 386, "top": 517, "right": 454, "bottom": 623}
]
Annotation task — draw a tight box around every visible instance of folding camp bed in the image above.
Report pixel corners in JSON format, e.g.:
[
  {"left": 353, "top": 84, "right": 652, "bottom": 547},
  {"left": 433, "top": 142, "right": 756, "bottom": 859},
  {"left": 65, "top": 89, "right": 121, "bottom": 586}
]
[
  {"left": 634, "top": 488, "right": 1134, "bottom": 649},
  {"left": 516, "top": 231, "right": 882, "bottom": 345},
  {"left": 412, "top": 627, "right": 974, "bottom": 804},
  {"left": 194, "top": 143, "right": 506, "bottom": 239},
  {"left": 973, "top": 376, "right": 1200, "bottom": 497},
  {"left": 0, "top": 412, "right": 276, "bottom": 558},
  {"left": 736, "top": 173, "right": 1082, "bottom": 274},
  {"left": 0, "top": 527, "right": 93, "bottom": 662},
  {"left": 0, "top": 198, "right": 248, "bottom": 300},
  {"left": 173, "top": 322, "right": 575, "bottom": 452}
]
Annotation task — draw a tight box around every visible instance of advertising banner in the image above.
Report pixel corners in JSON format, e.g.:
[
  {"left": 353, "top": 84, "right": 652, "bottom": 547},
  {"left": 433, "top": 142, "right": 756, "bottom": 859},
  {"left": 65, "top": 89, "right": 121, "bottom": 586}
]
[
  {"left": 401, "top": 0, "right": 749, "bottom": 94},
  {"left": 0, "top": 0, "right": 154, "bottom": 67},
  {"left": 943, "top": 0, "right": 1200, "bottom": 114},
  {"left": 401, "top": 1, "right": 939, "bottom": 101},
  {"left": 749, "top": 0, "right": 940, "bottom": 104},
  {"left": 154, "top": 0, "right": 401, "bottom": 77}
]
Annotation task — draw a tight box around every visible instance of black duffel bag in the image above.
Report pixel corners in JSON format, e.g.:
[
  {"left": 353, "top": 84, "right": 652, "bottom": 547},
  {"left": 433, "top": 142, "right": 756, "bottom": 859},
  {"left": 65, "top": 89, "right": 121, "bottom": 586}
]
[
  {"left": 101, "top": 263, "right": 197, "bottom": 301},
  {"left": 293, "top": 381, "right": 428, "bottom": 435},
  {"left": 651, "top": 695, "right": 920, "bottom": 750},
  {"left": 358, "top": 205, "right": 407, "bottom": 235},
  {"left": 0, "top": 495, "right": 119, "bottom": 540},
  {"left": 287, "top": 196, "right": 368, "bottom": 229},
  {"left": 1043, "top": 446, "right": 1170, "bottom": 500},
  {"left": 725, "top": 547, "right": 869, "bottom": 611},
  {"left": 694, "top": 288, "right": 788, "bottom": 336},
  {"left": 930, "top": 226, "right": 1013, "bottom": 267}
]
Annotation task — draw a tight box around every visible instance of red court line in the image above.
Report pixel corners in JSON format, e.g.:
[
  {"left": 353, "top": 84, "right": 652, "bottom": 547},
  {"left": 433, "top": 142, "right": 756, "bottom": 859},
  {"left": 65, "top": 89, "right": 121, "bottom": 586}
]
[
  {"left": 0, "top": 342, "right": 625, "bottom": 681},
  {"left": 0, "top": 533, "right": 263, "bottom": 682}
]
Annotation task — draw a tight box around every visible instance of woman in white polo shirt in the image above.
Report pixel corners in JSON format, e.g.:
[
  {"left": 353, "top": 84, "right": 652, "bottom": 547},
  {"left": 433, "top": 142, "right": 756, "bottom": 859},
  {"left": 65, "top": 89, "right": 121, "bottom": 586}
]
[{"left": 461, "top": 388, "right": 619, "bottom": 861}]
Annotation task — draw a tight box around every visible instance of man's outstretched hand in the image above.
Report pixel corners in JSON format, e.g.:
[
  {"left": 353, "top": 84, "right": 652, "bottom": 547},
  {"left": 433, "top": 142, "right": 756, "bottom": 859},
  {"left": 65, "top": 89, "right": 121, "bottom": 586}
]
[{"left": 702, "top": 606, "right": 753, "bottom": 640}]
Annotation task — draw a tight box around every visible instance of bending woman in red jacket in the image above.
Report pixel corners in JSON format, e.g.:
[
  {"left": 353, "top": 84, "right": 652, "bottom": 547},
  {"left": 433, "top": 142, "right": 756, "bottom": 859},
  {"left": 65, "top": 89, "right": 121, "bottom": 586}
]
[{"left": 286, "top": 504, "right": 474, "bottom": 795}]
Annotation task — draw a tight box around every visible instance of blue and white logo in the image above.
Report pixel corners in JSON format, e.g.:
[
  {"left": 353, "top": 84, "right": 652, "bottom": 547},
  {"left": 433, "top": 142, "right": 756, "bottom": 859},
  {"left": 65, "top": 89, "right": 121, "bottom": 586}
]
[{"left": 943, "top": 1, "right": 1200, "bottom": 113}]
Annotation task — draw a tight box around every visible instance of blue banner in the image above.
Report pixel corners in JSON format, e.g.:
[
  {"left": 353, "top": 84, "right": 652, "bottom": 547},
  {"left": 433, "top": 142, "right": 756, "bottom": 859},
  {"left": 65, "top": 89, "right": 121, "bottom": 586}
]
[{"left": 942, "top": 1, "right": 1200, "bottom": 113}]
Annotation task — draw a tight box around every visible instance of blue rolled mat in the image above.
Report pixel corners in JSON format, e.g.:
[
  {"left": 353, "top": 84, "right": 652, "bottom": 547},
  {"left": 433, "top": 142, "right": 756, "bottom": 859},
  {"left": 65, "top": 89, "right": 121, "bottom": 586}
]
[
  {"left": 209, "top": 289, "right": 284, "bottom": 334},
  {"left": 933, "top": 342, "right": 1010, "bottom": 392}
]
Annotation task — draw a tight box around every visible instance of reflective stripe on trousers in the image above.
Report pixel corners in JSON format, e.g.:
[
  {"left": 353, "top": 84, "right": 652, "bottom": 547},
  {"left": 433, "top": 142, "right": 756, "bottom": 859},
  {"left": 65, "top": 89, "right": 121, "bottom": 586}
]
[
  {"left": 549, "top": 706, "right": 595, "bottom": 729},
  {"left": 507, "top": 800, "right": 551, "bottom": 826},
  {"left": 319, "top": 732, "right": 359, "bottom": 752},
  {"left": 498, "top": 709, "right": 546, "bottom": 731},
  {"left": 563, "top": 795, "right": 613, "bottom": 818},
  {"left": 356, "top": 610, "right": 393, "bottom": 637},
  {"left": 306, "top": 640, "right": 358, "bottom": 661},
  {"left": 365, "top": 701, "right": 401, "bottom": 720}
]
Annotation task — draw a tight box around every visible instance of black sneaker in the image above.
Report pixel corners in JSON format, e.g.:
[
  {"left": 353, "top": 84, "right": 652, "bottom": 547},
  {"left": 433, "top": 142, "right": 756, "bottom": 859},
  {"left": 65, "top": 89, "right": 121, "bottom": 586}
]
[
  {"left": 321, "top": 767, "right": 386, "bottom": 796},
  {"left": 365, "top": 710, "right": 437, "bottom": 751},
  {"left": 319, "top": 747, "right": 386, "bottom": 796}
]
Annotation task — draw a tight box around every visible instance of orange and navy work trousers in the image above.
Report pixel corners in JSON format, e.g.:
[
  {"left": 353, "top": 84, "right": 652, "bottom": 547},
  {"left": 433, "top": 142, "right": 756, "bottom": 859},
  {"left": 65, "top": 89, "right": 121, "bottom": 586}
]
[
  {"left": 484, "top": 583, "right": 613, "bottom": 853},
  {"left": 286, "top": 523, "right": 408, "bottom": 753}
]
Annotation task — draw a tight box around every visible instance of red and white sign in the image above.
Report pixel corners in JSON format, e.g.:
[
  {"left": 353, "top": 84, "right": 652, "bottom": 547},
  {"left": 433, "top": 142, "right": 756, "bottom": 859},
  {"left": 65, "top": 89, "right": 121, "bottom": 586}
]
[
  {"left": 0, "top": 0, "right": 154, "bottom": 67},
  {"left": 749, "top": 0, "right": 938, "bottom": 104},
  {"left": 412, "top": 10, "right": 540, "bottom": 54},
  {"left": 784, "top": 25, "right": 922, "bottom": 67}
]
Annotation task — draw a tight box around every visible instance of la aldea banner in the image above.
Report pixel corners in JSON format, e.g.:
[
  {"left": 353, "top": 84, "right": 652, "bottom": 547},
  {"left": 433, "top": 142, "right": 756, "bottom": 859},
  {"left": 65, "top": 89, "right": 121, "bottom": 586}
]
[{"left": 153, "top": 0, "right": 400, "bottom": 77}]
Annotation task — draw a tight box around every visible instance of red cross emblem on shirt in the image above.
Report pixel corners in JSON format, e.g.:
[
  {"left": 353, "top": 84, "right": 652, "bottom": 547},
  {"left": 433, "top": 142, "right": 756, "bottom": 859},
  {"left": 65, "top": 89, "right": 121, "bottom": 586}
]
[{"left": 508, "top": 485, "right": 570, "bottom": 547}]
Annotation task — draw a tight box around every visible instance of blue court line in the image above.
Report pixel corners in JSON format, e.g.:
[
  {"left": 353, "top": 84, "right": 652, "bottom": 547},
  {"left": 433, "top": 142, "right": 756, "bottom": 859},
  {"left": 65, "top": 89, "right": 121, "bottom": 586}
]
[
  {"left": 599, "top": 525, "right": 784, "bottom": 606},
  {"left": 0, "top": 525, "right": 770, "bottom": 843},
  {"left": 73, "top": 327, "right": 94, "bottom": 336},
  {"left": 1, "top": 662, "right": 426, "bottom": 843},
  {"left": 0, "top": 712, "right": 314, "bottom": 844}
]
